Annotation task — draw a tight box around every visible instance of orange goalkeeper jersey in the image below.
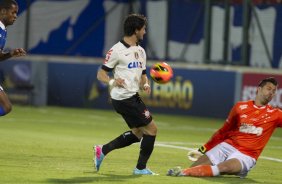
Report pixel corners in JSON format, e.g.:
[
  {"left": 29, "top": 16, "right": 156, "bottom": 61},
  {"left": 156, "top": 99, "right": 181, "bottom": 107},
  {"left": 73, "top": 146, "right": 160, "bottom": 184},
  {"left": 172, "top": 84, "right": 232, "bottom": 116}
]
[{"left": 204, "top": 100, "right": 282, "bottom": 160}]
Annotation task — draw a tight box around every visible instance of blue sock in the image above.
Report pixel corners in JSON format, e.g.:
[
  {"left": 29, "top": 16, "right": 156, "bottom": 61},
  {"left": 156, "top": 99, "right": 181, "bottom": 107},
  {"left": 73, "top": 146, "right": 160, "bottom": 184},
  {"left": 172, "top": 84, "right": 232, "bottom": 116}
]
[{"left": 0, "top": 106, "right": 6, "bottom": 116}]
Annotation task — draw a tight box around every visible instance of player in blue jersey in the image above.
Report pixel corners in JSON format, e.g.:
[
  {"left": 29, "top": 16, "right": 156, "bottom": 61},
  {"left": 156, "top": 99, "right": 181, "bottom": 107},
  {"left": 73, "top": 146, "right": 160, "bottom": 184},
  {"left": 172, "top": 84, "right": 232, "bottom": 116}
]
[
  {"left": 95, "top": 14, "right": 158, "bottom": 175},
  {"left": 0, "top": 0, "right": 26, "bottom": 116}
]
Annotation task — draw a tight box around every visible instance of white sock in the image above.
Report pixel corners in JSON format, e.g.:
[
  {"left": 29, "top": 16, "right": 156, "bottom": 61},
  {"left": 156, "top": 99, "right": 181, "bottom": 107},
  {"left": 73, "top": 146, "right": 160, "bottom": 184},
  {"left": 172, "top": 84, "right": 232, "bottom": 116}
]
[{"left": 211, "top": 165, "right": 220, "bottom": 176}]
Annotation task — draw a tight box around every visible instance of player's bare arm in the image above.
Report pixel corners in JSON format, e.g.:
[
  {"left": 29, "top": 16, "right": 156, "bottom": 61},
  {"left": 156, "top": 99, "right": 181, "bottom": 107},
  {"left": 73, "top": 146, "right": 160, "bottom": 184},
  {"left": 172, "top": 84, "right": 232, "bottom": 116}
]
[
  {"left": 97, "top": 68, "right": 125, "bottom": 88},
  {"left": 10, "top": 48, "right": 26, "bottom": 57},
  {"left": 97, "top": 68, "right": 111, "bottom": 84},
  {"left": 141, "top": 74, "right": 151, "bottom": 94},
  {"left": 0, "top": 48, "right": 26, "bottom": 62}
]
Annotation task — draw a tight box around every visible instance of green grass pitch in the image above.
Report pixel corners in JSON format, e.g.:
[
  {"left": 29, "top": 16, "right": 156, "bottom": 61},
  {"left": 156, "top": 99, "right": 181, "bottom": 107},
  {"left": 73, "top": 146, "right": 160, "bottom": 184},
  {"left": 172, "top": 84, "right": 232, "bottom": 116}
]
[{"left": 0, "top": 105, "right": 282, "bottom": 184}]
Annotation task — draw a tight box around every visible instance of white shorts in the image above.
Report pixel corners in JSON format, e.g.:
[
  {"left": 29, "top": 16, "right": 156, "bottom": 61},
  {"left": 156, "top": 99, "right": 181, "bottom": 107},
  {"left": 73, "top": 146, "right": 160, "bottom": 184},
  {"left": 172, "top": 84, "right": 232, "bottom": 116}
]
[
  {"left": 0, "top": 85, "right": 3, "bottom": 91},
  {"left": 206, "top": 142, "right": 256, "bottom": 178}
]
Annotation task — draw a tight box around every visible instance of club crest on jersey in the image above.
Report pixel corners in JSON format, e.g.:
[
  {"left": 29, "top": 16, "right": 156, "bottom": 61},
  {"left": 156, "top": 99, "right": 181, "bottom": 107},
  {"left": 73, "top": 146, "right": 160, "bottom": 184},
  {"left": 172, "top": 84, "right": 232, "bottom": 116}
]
[
  {"left": 128, "top": 61, "right": 142, "bottom": 69},
  {"left": 134, "top": 52, "right": 139, "bottom": 59}
]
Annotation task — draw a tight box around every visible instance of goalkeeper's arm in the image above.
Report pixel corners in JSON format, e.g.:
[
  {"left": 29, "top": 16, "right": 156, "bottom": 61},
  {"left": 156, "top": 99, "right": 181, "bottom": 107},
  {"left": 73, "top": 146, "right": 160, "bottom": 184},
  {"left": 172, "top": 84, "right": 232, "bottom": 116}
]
[{"left": 195, "top": 105, "right": 237, "bottom": 155}]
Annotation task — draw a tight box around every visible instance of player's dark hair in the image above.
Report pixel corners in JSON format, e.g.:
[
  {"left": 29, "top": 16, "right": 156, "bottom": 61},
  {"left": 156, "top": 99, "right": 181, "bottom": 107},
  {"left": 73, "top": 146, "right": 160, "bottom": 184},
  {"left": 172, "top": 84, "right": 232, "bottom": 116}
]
[
  {"left": 0, "top": 0, "right": 18, "bottom": 10},
  {"left": 124, "top": 14, "right": 147, "bottom": 36},
  {"left": 258, "top": 77, "right": 278, "bottom": 87}
]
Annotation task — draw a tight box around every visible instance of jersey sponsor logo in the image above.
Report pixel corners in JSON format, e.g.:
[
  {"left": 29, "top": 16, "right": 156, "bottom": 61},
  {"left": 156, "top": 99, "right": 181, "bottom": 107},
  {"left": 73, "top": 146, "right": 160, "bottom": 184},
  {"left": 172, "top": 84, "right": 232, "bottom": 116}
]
[
  {"left": 128, "top": 61, "right": 142, "bottom": 69},
  {"left": 104, "top": 49, "right": 113, "bottom": 64},
  {"left": 239, "top": 123, "right": 263, "bottom": 136}
]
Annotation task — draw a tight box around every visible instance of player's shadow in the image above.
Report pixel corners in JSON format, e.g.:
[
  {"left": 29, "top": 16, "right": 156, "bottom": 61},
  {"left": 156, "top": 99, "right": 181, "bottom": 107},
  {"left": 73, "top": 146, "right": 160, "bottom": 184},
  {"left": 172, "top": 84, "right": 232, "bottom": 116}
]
[
  {"left": 46, "top": 173, "right": 141, "bottom": 184},
  {"left": 201, "top": 176, "right": 260, "bottom": 183}
]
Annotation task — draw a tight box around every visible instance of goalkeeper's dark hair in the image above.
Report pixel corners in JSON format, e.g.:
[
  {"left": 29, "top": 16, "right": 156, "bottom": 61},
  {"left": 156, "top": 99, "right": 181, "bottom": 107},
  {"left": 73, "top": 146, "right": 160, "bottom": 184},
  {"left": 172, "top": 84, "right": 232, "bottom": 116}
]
[
  {"left": 124, "top": 14, "right": 147, "bottom": 36},
  {"left": 258, "top": 77, "right": 278, "bottom": 87},
  {"left": 0, "top": 0, "right": 18, "bottom": 10}
]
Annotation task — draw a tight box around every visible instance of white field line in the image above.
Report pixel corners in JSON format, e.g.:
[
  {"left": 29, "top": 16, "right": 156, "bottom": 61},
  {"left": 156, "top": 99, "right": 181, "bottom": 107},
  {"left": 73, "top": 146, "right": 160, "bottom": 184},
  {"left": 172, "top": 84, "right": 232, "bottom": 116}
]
[
  {"left": 259, "top": 156, "right": 282, "bottom": 162},
  {"left": 155, "top": 142, "right": 282, "bottom": 163}
]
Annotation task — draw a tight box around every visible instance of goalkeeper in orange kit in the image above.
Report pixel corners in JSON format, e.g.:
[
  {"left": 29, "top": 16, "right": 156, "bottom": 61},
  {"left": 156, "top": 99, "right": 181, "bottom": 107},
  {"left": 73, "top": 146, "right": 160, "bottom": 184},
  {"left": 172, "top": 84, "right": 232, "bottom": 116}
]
[{"left": 167, "top": 77, "right": 282, "bottom": 178}]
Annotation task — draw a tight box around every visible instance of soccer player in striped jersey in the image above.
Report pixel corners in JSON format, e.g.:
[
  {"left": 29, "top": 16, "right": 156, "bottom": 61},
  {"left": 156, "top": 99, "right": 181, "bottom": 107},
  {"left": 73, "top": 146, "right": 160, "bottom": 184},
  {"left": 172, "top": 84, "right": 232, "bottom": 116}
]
[
  {"left": 168, "top": 77, "right": 282, "bottom": 178},
  {"left": 0, "top": 0, "right": 26, "bottom": 117},
  {"left": 95, "top": 14, "right": 158, "bottom": 175}
]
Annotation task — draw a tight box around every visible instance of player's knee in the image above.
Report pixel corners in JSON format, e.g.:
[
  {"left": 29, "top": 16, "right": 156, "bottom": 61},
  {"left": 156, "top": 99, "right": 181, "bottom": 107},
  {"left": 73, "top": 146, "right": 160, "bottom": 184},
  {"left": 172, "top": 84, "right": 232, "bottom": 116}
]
[
  {"left": 149, "top": 121, "right": 158, "bottom": 135},
  {"left": 140, "top": 121, "right": 158, "bottom": 136},
  {"left": 6, "top": 104, "right": 12, "bottom": 114},
  {"left": 132, "top": 129, "right": 143, "bottom": 139},
  {"left": 3, "top": 103, "right": 12, "bottom": 115},
  {"left": 153, "top": 126, "right": 157, "bottom": 135}
]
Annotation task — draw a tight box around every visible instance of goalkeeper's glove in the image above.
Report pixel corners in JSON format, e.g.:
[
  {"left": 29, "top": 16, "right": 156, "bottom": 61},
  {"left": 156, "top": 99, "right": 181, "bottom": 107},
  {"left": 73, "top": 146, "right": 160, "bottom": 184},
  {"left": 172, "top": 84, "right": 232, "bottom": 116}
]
[
  {"left": 187, "top": 149, "right": 203, "bottom": 162},
  {"left": 187, "top": 146, "right": 207, "bottom": 162}
]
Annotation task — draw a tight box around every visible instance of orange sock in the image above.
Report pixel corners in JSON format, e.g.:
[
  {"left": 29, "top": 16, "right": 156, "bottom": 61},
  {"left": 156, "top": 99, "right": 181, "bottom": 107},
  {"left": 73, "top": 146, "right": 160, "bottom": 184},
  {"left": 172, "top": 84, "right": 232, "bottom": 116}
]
[{"left": 181, "top": 165, "right": 214, "bottom": 177}]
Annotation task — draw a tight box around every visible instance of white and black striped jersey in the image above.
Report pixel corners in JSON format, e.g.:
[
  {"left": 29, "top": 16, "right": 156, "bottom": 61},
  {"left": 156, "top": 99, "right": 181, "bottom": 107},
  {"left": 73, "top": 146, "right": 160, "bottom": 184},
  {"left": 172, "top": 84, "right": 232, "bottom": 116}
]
[{"left": 102, "top": 40, "right": 147, "bottom": 100}]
